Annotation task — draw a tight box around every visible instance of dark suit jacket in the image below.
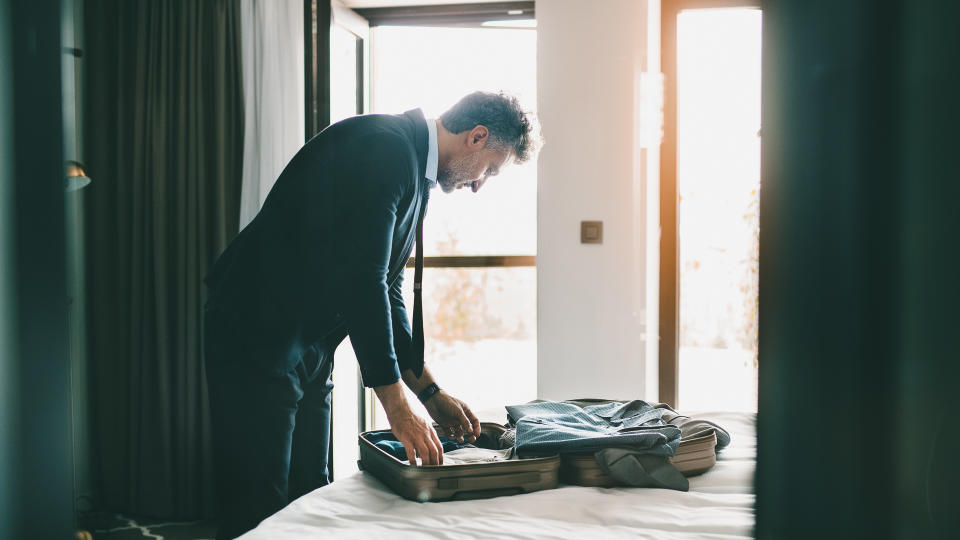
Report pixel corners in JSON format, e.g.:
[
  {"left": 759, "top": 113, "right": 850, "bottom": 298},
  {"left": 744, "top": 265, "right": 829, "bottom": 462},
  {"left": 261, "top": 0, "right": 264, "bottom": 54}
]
[{"left": 205, "top": 109, "right": 431, "bottom": 386}]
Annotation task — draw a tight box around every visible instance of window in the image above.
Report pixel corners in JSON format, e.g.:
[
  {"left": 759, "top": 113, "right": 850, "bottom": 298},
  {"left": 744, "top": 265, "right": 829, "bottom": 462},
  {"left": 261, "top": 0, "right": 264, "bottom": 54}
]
[
  {"left": 326, "top": 5, "right": 537, "bottom": 476},
  {"left": 371, "top": 23, "right": 538, "bottom": 427}
]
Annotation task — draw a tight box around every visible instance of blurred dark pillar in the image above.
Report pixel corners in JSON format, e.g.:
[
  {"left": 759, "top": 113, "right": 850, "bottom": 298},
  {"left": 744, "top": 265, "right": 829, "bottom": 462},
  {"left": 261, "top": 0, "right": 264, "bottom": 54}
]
[
  {"left": 894, "top": 1, "right": 960, "bottom": 537},
  {"left": 758, "top": 1, "right": 960, "bottom": 538},
  {"left": 1, "top": 0, "right": 74, "bottom": 538}
]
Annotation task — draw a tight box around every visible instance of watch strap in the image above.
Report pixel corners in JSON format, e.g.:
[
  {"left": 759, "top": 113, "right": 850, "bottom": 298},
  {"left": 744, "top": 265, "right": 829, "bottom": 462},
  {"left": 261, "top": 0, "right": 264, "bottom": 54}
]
[{"left": 417, "top": 382, "right": 441, "bottom": 404}]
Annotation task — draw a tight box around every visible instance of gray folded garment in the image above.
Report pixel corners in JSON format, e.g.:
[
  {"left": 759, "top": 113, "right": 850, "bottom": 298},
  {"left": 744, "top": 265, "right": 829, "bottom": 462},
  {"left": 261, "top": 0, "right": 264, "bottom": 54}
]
[
  {"left": 498, "top": 427, "right": 516, "bottom": 450},
  {"left": 656, "top": 405, "right": 732, "bottom": 450},
  {"left": 594, "top": 448, "right": 690, "bottom": 491},
  {"left": 506, "top": 400, "right": 682, "bottom": 458},
  {"left": 551, "top": 399, "right": 732, "bottom": 451}
]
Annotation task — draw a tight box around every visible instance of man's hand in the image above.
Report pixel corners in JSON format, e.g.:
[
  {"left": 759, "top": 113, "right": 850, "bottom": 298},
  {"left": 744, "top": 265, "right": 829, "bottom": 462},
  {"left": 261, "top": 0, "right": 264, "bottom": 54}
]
[
  {"left": 424, "top": 391, "right": 482, "bottom": 444},
  {"left": 374, "top": 381, "right": 443, "bottom": 466}
]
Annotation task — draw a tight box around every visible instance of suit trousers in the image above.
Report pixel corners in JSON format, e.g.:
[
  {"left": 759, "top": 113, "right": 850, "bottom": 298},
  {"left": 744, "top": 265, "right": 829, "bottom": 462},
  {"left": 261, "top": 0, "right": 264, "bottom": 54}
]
[{"left": 205, "top": 308, "right": 337, "bottom": 539}]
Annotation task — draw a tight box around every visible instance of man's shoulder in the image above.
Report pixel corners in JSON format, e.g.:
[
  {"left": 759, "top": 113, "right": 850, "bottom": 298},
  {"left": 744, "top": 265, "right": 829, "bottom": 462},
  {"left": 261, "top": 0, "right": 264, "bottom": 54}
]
[
  {"left": 298, "top": 111, "right": 425, "bottom": 182},
  {"left": 330, "top": 113, "right": 416, "bottom": 146}
]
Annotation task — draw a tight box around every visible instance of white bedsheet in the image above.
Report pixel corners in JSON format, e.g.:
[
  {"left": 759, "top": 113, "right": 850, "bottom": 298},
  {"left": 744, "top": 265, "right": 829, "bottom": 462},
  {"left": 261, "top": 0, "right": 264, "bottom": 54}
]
[{"left": 242, "top": 412, "right": 755, "bottom": 540}]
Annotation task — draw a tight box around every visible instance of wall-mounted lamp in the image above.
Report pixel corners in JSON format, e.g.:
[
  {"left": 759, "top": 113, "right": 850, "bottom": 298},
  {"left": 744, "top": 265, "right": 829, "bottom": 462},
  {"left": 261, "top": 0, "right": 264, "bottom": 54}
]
[{"left": 65, "top": 160, "right": 91, "bottom": 192}]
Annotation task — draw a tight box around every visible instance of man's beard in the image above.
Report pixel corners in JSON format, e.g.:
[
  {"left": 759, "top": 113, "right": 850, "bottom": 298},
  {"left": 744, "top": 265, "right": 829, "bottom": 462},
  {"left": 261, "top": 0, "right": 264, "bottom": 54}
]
[{"left": 437, "top": 152, "right": 480, "bottom": 194}]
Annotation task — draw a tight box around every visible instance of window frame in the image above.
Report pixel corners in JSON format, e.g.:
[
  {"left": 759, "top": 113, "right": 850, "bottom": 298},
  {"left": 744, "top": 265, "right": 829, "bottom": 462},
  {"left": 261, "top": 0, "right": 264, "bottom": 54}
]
[{"left": 355, "top": 1, "right": 534, "bottom": 28}]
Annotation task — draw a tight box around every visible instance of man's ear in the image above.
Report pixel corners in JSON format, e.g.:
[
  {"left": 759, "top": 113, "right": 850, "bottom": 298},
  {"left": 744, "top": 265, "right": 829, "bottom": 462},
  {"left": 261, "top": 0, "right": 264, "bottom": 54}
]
[{"left": 467, "top": 126, "right": 489, "bottom": 148}]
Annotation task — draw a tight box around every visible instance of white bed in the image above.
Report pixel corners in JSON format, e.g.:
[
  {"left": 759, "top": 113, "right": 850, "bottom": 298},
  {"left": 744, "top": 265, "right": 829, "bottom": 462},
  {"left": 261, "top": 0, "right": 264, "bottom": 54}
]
[{"left": 242, "top": 412, "right": 755, "bottom": 539}]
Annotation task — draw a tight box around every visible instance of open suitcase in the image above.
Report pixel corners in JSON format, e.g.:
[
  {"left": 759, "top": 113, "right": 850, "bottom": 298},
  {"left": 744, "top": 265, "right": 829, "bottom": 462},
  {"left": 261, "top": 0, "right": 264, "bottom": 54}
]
[{"left": 358, "top": 422, "right": 561, "bottom": 502}]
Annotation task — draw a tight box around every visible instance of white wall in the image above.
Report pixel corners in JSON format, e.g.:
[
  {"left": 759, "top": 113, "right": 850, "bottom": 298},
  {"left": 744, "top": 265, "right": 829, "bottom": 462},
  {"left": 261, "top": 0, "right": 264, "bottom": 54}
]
[{"left": 537, "top": 0, "right": 660, "bottom": 401}]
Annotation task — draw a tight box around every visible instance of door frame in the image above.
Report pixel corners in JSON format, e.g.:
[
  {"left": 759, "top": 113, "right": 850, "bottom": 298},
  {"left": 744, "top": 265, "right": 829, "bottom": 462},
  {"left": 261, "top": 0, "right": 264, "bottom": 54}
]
[
  {"left": 305, "top": 0, "right": 372, "bottom": 479},
  {"left": 659, "top": 0, "right": 761, "bottom": 407}
]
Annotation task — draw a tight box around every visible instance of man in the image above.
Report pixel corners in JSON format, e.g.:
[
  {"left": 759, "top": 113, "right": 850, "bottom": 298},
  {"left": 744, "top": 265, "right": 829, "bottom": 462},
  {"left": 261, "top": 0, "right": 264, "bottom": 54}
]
[{"left": 203, "top": 91, "right": 535, "bottom": 538}]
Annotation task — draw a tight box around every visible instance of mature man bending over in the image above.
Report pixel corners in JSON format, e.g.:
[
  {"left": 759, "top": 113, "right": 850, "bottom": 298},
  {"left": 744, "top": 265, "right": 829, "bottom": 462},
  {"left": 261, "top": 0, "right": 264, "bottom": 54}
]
[{"left": 203, "top": 91, "right": 536, "bottom": 538}]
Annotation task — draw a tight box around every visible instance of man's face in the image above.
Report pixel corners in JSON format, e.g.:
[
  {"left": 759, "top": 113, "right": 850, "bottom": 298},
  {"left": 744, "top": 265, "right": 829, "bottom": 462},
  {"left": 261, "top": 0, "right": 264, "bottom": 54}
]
[{"left": 437, "top": 147, "right": 513, "bottom": 194}]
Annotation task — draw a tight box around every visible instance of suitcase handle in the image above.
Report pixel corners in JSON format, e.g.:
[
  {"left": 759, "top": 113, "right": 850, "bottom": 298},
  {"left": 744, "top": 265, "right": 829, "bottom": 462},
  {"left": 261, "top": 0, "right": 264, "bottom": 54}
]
[{"left": 437, "top": 472, "right": 539, "bottom": 491}]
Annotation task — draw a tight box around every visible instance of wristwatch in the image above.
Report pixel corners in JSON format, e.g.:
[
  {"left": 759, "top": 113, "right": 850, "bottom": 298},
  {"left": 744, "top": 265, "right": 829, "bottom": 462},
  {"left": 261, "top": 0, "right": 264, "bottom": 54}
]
[{"left": 417, "top": 382, "right": 441, "bottom": 404}]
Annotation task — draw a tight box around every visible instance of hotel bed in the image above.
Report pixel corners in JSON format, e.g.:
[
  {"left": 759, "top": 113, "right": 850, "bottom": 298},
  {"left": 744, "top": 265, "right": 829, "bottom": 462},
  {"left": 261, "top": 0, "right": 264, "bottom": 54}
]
[{"left": 241, "top": 411, "right": 755, "bottom": 539}]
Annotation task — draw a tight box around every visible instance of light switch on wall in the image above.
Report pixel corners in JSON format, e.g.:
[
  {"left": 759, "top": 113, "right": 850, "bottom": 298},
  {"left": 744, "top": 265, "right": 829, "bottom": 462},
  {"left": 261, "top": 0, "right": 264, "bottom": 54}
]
[{"left": 581, "top": 220, "right": 603, "bottom": 244}]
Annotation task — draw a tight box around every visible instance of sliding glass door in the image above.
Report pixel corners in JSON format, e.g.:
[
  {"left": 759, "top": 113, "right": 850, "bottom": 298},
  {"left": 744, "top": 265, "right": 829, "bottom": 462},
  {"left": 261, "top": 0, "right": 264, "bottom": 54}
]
[{"left": 661, "top": 0, "right": 761, "bottom": 411}]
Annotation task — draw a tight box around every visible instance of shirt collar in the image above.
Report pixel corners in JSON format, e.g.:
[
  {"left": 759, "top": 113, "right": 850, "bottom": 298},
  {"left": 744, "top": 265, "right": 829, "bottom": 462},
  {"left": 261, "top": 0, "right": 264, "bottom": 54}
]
[{"left": 425, "top": 118, "right": 438, "bottom": 186}]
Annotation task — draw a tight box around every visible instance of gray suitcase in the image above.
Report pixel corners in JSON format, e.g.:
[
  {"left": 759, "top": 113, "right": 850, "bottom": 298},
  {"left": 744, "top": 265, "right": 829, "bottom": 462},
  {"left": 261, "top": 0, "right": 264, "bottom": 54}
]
[{"left": 358, "top": 422, "right": 561, "bottom": 502}]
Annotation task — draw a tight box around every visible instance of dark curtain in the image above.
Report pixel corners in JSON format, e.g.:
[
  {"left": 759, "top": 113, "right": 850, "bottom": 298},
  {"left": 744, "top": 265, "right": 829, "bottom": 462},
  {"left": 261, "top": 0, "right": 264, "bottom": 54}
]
[
  {"left": 757, "top": 0, "right": 960, "bottom": 537},
  {"left": 84, "top": 0, "right": 243, "bottom": 519}
]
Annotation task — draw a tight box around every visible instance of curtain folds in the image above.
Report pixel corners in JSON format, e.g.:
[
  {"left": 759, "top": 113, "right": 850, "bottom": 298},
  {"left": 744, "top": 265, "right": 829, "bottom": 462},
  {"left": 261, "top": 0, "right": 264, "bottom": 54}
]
[
  {"left": 239, "top": 0, "right": 305, "bottom": 228},
  {"left": 84, "top": 0, "right": 244, "bottom": 519}
]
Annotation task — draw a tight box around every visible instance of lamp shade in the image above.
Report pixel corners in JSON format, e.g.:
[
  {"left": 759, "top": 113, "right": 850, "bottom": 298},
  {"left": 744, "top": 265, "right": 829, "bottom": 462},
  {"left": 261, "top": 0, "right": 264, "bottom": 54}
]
[{"left": 65, "top": 160, "right": 92, "bottom": 192}]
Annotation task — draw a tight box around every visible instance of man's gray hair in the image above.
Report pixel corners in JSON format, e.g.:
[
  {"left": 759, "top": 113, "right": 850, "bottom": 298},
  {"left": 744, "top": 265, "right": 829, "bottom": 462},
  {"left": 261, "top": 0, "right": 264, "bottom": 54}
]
[{"left": 439, "top": 91, "right": 538, "bottom": 164}]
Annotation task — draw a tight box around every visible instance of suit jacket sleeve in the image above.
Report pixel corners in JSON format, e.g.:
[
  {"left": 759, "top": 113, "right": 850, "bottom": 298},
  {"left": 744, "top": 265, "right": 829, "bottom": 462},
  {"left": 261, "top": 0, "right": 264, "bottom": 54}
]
[
  {"left": 388, "top": 271, "right": 415, "bottom": 374},
  {"left": 333, "top": 132, "right": 416, "bottom": 387}
]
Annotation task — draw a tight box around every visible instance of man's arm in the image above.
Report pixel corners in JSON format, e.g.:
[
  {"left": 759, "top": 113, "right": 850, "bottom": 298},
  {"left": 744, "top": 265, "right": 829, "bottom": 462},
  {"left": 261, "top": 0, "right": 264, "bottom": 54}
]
[
  {"left": 401, "top": 364, "right": 435, "bottom": 396},
  {"left": 373, "top": 380, "right": 444, "bottom": 466},
  {"left": 333, "top": 132, "right": 441, "bottom": 464},
  {"left": 334, "top": 133, "right": 414, "bottom": 388},
  {"left": 387, "top": 268, "right": 481, "bottom": 443},
  {"left": 402, "top": 365, "right": 482, "bottom": 443}
]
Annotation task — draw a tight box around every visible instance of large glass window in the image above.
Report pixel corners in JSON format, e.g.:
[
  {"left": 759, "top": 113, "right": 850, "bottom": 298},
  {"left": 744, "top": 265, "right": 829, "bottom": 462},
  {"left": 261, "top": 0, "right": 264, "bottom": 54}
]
[{"left": 332, "top": 23, "right": 537, "bottom": 474}]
